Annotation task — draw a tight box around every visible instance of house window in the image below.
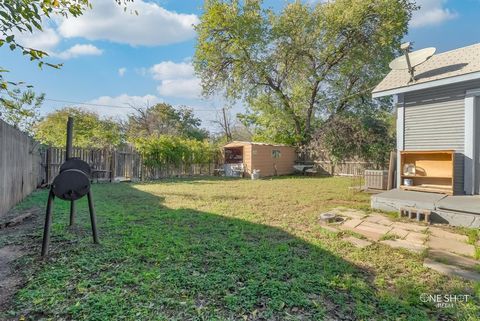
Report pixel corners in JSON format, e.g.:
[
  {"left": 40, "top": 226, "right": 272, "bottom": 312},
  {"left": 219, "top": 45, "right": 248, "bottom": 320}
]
[{"left": 272, "top": 149, "right": 281, "bottom": 159}]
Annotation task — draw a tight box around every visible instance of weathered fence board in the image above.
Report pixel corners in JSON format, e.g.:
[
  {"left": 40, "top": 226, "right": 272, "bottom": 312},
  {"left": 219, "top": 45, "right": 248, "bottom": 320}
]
[
  {"left": 0, "top": 120, "right": 43, "bottom": 218},
  {"left": 42, "top": 146, "right": 217, "bottom": 184}
]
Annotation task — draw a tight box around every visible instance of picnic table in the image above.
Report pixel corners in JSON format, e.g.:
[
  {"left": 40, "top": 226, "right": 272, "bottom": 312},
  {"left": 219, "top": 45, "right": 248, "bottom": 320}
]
[{"left": 293, "top": 164, "right": 315, "bottom": 175}]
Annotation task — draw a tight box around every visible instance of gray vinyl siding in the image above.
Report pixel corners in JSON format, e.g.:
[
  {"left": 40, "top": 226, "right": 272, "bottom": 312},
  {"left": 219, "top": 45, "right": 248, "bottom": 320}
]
[{"left": 402, "top": 80, "right": 480, "bottom": 195}]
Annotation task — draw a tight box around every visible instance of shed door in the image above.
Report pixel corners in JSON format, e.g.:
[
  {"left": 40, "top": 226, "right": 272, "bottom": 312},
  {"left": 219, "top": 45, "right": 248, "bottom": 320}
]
[{"left": 404, "top": 98, "right": 465, "bottom": 194}]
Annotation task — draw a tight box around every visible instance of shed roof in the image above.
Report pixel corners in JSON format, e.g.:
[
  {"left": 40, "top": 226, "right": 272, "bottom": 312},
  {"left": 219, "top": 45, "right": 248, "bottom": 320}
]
[
  {"left": 223, "top": 141, "right": 292, "bottom": 148},
  {"left": 373, "top": 43, "right": 480, "bottom": 98}
]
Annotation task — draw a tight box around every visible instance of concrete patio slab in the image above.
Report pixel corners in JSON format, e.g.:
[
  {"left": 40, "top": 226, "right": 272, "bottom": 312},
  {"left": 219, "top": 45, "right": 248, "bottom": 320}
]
[
  {"left": 423, "top": 258, "right": 480, "bottom": 281},
  {"left": 436, "top": 195, "right": 480, "bottom": 215},
  {"left": 371, "top": 189, "right": 480, "bottom": 227},
  {"left": 371, "top": 189, "right": 446, "bottom": 212},
  {"left": 380, "top": 239, "right": 426, "bottom": 253},
  {"left": 344, "top": 236, "right": 372, "bottom": 249},
  {"left": 427, "top": 236, "right": 476, "bottom": 257}
]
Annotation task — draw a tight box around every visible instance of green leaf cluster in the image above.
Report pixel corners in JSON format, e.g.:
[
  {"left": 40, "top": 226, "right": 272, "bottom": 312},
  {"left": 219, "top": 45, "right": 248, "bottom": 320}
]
[
  {"left": 34, "top": 107, "right": 122, "bottom": 148},
  {"left": 0, "top": 87, "right": 44, "bottom": 134},
  {"left": 133, "top": 135, "right": 218, "bottom": 168},
  {"left": 126, "top": 103, "right": 209, "bottom": 142}
]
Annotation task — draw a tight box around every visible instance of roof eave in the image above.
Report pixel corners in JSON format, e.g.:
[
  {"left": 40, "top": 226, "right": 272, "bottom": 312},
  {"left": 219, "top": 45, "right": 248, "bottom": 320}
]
[{"left": 372, "top": 71, "right": 480, "bottom": 99}]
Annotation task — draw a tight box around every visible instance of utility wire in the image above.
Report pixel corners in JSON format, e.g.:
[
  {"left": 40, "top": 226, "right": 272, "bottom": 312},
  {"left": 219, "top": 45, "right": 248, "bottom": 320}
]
[{"left": 43, "top": 98, "right": 221, "bottom": 112}]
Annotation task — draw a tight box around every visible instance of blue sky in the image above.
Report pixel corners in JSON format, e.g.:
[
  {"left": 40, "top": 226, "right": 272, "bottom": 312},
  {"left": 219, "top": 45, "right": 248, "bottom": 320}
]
[{"left": 1, "top": 0, "right": 479, "bottom": 129}]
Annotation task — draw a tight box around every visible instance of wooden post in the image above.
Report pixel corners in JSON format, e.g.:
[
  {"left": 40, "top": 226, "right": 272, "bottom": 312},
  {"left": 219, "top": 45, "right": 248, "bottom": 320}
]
[
  {"left": 110, "top": 149, "right": 116, "bottom": 182},
  {"left": 387, "top": 150, "right": 397, "bottom": 190}
]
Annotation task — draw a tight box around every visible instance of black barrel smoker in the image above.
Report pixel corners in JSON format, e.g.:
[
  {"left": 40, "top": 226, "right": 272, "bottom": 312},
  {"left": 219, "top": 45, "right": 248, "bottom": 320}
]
[{"left": 41, "top": 117, "right": 99, "bottom": 256}]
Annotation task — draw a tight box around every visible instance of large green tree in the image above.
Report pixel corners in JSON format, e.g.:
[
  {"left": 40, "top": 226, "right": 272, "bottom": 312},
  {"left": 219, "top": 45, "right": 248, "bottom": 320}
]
[
  {"left": 194, "top": 0, "right": 415, "bottom": 145},
  {"left": 34, "top": 107, "right": 122, "bottom": 148},
  {"left": 126, "top": 103, "right": 209, "bottom": 141}
]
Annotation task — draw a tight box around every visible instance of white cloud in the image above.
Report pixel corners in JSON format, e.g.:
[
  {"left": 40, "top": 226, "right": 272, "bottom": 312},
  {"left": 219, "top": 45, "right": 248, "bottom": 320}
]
[
  {"left": 411, "top": 0, "right": 458, "bottom": 28},
  {"left": 87, "top": 94, "right": 162, "bottom": 118},
  {"left": 150, "top": 61, "right": 194, "bottom": 80},
  {"left": 54, "top": 44, "right": 103, "bottom": 59},
  {"left": 57, "top": 0, "right": 199, "bottom": 46},
  {"left": 14, "top": 26, "right": 61, "bottom": 52},
  {"left": 13, "top": 25, "right": 102, "bottom": 60},
  {"left": 148, "top": 61, "right": 202, "bottom": 99},
  {"left": 157, "top": 78, "right": 202, "bottom": 99},
  {"left": 118, "top": 67, "right": 127, "bottom": 77}
]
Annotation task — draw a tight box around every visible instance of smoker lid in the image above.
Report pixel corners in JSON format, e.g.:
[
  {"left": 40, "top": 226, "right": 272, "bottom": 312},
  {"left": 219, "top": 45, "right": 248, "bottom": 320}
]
[
  {"left": 60, "top": 158, "right": 91, "bottom": 176},
  {"left": 52, "top": 169, "right": 90, "bottom": 201}
]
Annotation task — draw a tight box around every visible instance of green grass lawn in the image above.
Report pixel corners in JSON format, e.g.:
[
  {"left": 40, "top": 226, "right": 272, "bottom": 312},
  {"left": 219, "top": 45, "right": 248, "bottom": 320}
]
[{"left": 4, "top": 177, "right": 479, "bottom": 320}]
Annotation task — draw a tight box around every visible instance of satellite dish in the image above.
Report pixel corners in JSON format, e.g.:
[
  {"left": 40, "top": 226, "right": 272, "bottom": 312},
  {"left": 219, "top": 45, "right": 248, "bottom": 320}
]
[{"left": 389, "top": 42, "right": 436, "bottom": 83}]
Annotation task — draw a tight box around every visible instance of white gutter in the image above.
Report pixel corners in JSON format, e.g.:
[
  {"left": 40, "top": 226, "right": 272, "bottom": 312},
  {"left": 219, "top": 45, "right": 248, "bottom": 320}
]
[{"left": 372, "top": 71, "right": 480, "bottom": 98}]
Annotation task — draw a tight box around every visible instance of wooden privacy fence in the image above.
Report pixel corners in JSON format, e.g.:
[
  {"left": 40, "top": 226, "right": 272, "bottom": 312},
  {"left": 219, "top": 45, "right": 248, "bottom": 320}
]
[
  {"left": 0, "top": 120, "right": 44, "bottom": 218},
  {"left": 42, "top": 146, "right": 217, "bottom": 184}
]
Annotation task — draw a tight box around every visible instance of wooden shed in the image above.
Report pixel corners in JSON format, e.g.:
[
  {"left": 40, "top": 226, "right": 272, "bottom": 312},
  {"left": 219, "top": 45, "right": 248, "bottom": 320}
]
[{"left": 223, "top": 141, "right": 296, "bottom": 177}]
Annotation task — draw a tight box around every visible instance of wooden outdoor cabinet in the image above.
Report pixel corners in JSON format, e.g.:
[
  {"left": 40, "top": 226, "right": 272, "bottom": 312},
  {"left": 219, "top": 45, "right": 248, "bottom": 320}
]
[{"left": 400, "top": 150, "right": 455, "bottom": 195}]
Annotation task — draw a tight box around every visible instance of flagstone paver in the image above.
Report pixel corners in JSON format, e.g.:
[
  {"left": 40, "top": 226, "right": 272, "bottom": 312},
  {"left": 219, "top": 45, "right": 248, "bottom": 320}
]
[
  {"left": 389, "top": 227, "right": 410, "bottom": 239},
  {"left": 380, "top": 239, "right": 427, "bottom": 254},
  {"left": 423, "top": 258, "right": 480, "bottom": 281},
  {"left": 428, "top": 236, "right": 476, "bottom": 257},
  {"left": 332, "top": 207, "right": 479, "bottom": 276},
  {"left": 344, "top": 236, "right": 372, "bottom": 249},
  {"left": 364, "top": 215, "right": 386, "bottom": 224},
  {"left": 353, "top": 222, "right": 392, "bottom": 241},
  {"left": 340, "top": 218, "right": 363, "bottom": 229},
  {"left": 335, "top": 209, "right": 367, "bottom": 219},
  {"left": 391, "top": 222, "right": 428, "bottom": 233},
  {"left": 428, "top": 250, "right": 480, "bottom": 270},
  {"left": 404, "top": 232, "right": 428, "bottom": 245},
  {"left": 428, "top": 227, "right": 469, "bottom": 242},
  {"left": 320, "top": 225, "right": 341, "bottom": 234}
]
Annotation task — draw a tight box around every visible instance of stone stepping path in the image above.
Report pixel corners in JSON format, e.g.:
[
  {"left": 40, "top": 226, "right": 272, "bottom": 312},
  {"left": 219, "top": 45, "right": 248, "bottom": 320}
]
[
  {"left": 423, "top": 259, "right": 480, "bottom": 282},
  {"left": 321, "top": 208, "right": 480, "bottom": 281}
]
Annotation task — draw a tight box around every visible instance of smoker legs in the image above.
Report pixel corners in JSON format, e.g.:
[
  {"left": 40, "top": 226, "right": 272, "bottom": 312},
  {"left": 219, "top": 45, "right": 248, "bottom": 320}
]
[
  {"left": 87, "top": 191, "right": 99, "bottom": 244},
  {"left": 41, "top": 190, "right": 55, "bottom": 257},
  {"left": 41, "top": 191, "right": 99, "bottom": 257},
  {"left": 69, "top": 200, "right": 76, "bottom": 226}
]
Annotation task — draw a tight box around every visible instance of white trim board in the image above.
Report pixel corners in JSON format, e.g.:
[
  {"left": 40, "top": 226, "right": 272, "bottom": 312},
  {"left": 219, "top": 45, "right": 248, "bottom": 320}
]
[
  {"left": 464, "top": 89, "right": 480, "bottom": 195},
  {"left": 372, "top": 71, "right": 480, "bottom": 98}
]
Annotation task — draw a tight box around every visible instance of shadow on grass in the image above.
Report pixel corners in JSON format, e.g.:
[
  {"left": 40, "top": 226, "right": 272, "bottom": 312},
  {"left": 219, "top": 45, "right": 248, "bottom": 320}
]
[{"left": 5, "top": 183, "right": 454, "bottom": 321}]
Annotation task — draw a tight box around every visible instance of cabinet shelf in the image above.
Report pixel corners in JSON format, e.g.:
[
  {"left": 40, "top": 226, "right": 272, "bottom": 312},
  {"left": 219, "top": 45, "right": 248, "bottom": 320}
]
[
  {"left": 401, "top": 175, "right": 452, "bottom": 179},
  {"left": 400, "top": 150, "right": 455, "bottom": 195}
]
